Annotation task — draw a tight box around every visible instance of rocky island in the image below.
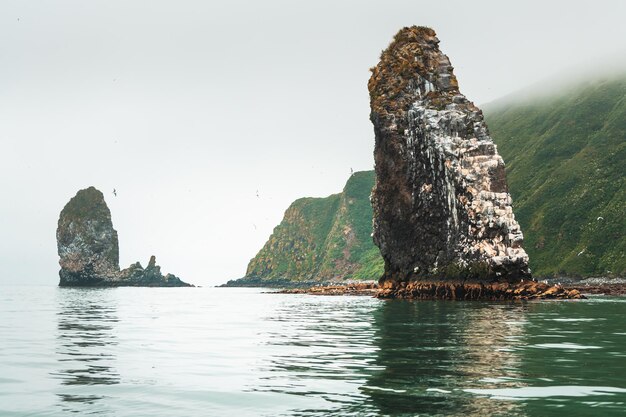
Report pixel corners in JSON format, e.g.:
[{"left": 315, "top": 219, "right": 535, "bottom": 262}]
[
  {"left": 370, "top": 26, "right": 529, "bottom": 283},
  {"left": 224, "top": 26, "right": 624, "bottom": 298},
  {"left": 57, "top": 186, "right": 191, "bottom": 287},
  {"left": 278, "top": 26, "right": 584, "bottom": 300},
  {"left": 366, "top": 26, "right": 580, "bottom": 299}
]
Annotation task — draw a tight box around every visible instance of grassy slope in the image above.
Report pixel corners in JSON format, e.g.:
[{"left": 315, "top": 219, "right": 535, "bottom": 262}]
[
  {"left": 244, "top": 171, "right": 383, "bottom": 282},
  {"left": 484, "top": 76, "right": 626, "bottom": 277}
]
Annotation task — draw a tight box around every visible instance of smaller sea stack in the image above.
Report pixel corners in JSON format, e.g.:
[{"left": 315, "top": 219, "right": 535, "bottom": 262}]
[{"left": 57, "top": 187, "right": 191, "bottom": 287}]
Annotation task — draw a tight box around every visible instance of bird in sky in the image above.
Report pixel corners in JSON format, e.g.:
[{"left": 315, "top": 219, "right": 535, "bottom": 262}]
[
  {"left": 256, "top": 190, "right": 260, "bottom": 198},
  {"left": 113, "top": 188, "right": 117, "bottom": 197}
]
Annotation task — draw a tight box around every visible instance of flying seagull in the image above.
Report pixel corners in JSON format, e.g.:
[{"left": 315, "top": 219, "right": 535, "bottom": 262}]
[
  {"left": 256, "top": 190, "right": 260, "bottom": 198},
  {"left": 113, "top": 188, "right": 117, "bottom": 197},
  {"left": 577, "top": 249, "right": 585, "bottom": 256},
  {"left": 597, "top": 216, "right": 604, "bottom": 221}
]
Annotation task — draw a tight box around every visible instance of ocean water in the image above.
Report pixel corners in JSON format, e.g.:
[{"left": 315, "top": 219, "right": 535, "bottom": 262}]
[{"left": 1, "top": 287, "right": 626, "bottom": 416}]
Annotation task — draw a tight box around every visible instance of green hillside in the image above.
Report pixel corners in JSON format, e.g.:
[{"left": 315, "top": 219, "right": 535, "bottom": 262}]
[
  {"left": 484, "top": 75, "right": 626, "bottom": 277},
  {"left": 240, "top": 171, "right": 383, "bottom": 284},
  {"left": 231, "top": 74, "right": 625, "bottom": 285}
]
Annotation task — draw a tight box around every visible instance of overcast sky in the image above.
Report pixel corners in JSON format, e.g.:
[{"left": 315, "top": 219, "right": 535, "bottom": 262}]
[{"left": 2, "top": 0, "right": 625, "bottom": 286}]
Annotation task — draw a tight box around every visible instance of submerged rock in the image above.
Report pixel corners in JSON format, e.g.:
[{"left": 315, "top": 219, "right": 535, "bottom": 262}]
[
  {"left": 57, "top": 187, "right": 191, "bottom": 287},
  {"left": 369, "top": 26, "right": 530, "bottom": 284}
]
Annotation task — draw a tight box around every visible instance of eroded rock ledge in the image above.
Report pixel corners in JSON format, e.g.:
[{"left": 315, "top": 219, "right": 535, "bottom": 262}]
[
  {"left": 57, "top": 187, "right": 191, "bottom": 287},
  {"left": 376, "top": 280, "right": 584, "bottom": 300},
  {"left": 277, "top": 281, "right": 585, "bottom": 300}
]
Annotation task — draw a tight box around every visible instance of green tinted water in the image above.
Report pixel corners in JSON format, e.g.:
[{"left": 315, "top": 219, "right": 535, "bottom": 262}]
[{"left": 0, "top": 287, "right": 624, "bottom": 416}]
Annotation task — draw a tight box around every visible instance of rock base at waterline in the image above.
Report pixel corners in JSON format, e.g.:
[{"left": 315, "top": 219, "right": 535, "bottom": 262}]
[
  {"left": 276, "top": 281, "right": 586, "bottom": 300},
  {"left": 376, "top": 280, "right": 584, "bottom": 300}
]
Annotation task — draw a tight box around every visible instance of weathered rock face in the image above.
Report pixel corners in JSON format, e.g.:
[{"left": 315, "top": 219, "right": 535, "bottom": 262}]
[
  {"left": 369, "top": 26, "right": 530, "bottom": 283},
  {"left": 57, "top": 187, "right": 191, "bottom": 287},
  {"left": 57, "top": 187, "right": 120, "bottom": 286}
]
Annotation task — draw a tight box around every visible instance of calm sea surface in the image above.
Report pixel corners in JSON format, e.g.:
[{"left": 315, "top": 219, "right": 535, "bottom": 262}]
[{"left": 1, "top": 286, "right": 625, "bottom": 416}]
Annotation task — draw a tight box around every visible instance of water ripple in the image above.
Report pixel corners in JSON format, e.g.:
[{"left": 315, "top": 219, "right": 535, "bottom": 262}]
[{"left": 1, "top": 287, "right": 626, "bottom": 416}]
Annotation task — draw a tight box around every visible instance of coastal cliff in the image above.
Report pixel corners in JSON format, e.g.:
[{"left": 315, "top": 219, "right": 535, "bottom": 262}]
[
  {"left": 227, "top": 171, "right": 383, "bottom": 286},
  {"left": 369, "top": 26, "right": 530, "bottom": 284},
  {"left": 57, "top": 187, "right": 191, "bottom": 287}
]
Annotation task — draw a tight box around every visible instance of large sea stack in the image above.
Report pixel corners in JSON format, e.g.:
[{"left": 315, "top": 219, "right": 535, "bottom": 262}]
[
  {"left": 369, "top": 26, "right": 530, "bottom": 285},
  {"left": 57, "top": 187, "right": 191, "bottom": 287}
]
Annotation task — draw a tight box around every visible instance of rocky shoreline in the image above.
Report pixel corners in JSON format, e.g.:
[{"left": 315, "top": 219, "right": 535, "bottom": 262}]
[
  {"left": 375, "top": 280, "right": 584, "bottom": 300},
  {"left": 220, "top": 277, "right": 325, "bottom": 288},
  {"left": 563, "top": 283, "right": 626, "bottom": 296},
  {"left": 277, "top": 282, "right": 379, "bottom": 296},
  {"left": 545, "top": 277, "right": 626, "bottom": 296},
  {"left": 273, "top": 280, "right": 619, "bottom": 300}
]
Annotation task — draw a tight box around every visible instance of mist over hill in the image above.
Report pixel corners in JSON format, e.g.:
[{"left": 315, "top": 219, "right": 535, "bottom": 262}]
[{"left": 484, "top": 74, "right": 626, "bottom": 277}]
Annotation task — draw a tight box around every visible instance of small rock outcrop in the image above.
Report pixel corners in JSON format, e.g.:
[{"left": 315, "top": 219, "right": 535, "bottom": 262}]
[
  {"left": 57, "top": 187, "right": 191, "bottom": 287},
  {"left": 369, "top": 26, "right": 530, "bottom": 284},
  {"left": 118, "top": 255, "right": 189, "bottom": 287}
]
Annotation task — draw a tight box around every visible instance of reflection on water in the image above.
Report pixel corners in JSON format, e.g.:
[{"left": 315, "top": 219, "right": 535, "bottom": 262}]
[
  {"left": 255, "top": 299, "right": 532, "bottom": 416},
  {"left": 255, "top": 297, "right": 626, "bottom": 417},
  {"left": 2, "top": 287, "right": 626, "bottom": 416},
  {"left": 364, "top": 302, "right": 528, "bottom": 416},
  {"left": 52, "top": 289, "right": 120, "bottom": 414},
  {"left": 254, "top": 298, "right": 379, "bottom": 416}
]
